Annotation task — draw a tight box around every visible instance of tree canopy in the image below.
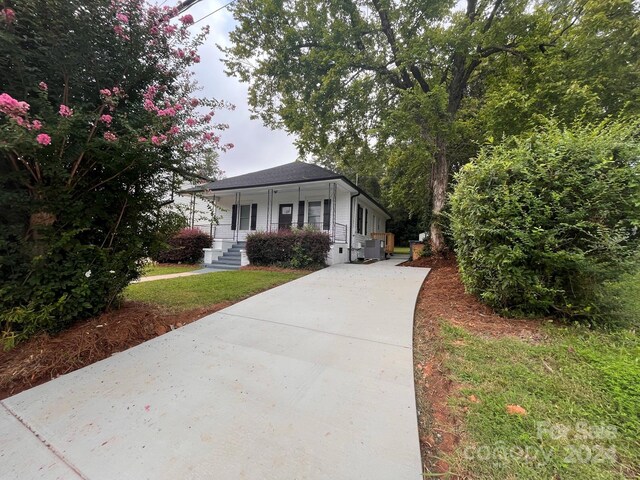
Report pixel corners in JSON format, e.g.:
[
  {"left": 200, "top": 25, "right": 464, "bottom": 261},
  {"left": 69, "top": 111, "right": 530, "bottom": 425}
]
[{"left": 222, "top": 0, "right": 639, "bottom": 246}]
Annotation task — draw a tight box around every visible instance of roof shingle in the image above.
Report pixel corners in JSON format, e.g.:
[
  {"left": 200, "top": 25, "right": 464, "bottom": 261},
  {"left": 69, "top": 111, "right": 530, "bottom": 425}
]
[{"left": 184, "top": 162, "right": 341, "bottom": 192}]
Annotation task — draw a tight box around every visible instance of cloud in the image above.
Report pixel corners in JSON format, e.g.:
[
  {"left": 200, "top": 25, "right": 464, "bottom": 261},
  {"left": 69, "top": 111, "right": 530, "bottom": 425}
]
[{"left": 181, "top": 0, "right": 299, "bottom": 177}]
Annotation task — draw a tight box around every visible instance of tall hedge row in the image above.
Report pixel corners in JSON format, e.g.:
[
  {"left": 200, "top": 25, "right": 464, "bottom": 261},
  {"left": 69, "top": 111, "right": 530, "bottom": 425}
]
[
  {"left": 246, "top": 230, "right": 331, "bottom": 268},
  {"left": 450, "top": 120, "right": 640, "bottom": 324}
]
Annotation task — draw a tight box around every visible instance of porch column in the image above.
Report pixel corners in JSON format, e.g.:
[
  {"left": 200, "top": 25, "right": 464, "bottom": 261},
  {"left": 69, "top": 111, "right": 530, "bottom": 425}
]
[
  {"left": 267, "top": 188, "right": 273, "bottom": 231},
  {"left": 331, "top": 182, "right": 337, "bottom": 242}
]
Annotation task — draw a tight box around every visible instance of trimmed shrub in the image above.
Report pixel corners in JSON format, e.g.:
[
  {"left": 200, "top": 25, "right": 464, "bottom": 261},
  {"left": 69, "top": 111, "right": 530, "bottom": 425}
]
[
  {"left": 246, "top": 229, "right": 331, "bottom": 268},
  {"left": 154, "top": 228, "right": 212, "bottom": 264},
  {"left": 450, "top": 119, "right": 640, "bottom": 323}
]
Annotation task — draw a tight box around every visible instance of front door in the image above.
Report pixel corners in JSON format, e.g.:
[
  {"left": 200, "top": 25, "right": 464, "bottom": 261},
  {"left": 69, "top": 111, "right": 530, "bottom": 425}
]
[{"left": 278, "top": 204, "right": 293, "bottom": 230}]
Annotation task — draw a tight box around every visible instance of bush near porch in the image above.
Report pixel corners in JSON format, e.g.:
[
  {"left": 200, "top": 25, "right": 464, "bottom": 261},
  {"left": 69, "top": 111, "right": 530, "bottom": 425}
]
[
  {"left": 153, "top": 228, "right": 212, "bottom": 264},
  {"left": 246, "top": 229, "right": 331, "bottom": 268}
]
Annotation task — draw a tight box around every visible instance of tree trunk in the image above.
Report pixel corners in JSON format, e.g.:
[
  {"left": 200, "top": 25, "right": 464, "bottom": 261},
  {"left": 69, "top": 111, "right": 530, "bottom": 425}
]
[
  {"left": 29, "top": 211, "right": 56, "bottom": 256},
  {"left": 429, "top": 136, "right": 449, "bottom": 254}
]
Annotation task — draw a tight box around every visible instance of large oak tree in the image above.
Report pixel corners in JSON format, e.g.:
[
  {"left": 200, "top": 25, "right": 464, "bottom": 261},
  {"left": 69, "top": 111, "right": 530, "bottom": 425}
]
[{"left": 222, "top": 0, "right": 579, "bottom": 251}]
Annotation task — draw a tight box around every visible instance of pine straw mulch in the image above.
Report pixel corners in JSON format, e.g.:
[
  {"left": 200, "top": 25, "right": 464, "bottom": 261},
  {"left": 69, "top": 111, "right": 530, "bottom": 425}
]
[
  {"left": 403, "top": 255, "right": 545, "bottom": 477},
  {"left": 0, "top": 301, "right": 231, "bottom": 400}
]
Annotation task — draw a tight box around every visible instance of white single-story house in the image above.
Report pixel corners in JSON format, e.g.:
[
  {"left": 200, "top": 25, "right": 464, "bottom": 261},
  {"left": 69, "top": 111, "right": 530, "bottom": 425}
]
[{"left": 181, "top": 161, "right": 392, "bottom": 268}]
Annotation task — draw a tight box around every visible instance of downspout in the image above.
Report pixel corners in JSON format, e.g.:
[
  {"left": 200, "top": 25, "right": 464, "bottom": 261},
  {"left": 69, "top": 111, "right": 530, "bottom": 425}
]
[{"left": 349, "top": 191, "right": 361, "bottom": 263}]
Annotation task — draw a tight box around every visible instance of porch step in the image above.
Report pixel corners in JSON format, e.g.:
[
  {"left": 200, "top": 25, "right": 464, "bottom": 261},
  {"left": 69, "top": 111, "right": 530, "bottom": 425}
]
[
  {"left": 216, "top": 257, "right": 241, "bottom": 266},
  {"left": 205, "top": 241, "right": 244, "bottom": 270},
  {"left": 203, "top": 262, "right": 240, "bottom": 271}
]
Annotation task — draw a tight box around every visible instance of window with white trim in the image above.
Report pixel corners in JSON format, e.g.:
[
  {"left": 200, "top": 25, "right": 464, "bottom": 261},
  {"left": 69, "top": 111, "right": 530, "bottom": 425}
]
[{"left": 239, "top": 204, "right": 251, "bottom": 230}]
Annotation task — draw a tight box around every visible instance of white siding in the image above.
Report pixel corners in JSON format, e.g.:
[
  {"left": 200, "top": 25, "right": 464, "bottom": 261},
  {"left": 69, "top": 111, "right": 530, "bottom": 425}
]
[
  {"left": 351, "top": 196, "right": 389, "bottom": 259},
  {"left": 202, "top": 180, "right": 388, "bottom": 263}
]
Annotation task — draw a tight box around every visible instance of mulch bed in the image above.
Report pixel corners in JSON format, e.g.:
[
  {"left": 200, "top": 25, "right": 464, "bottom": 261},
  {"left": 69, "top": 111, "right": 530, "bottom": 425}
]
[
  {"left": 404, "top": 256, "right": 545, "bottom": 477},
  {"left": 0, "top": 301, "right": 230, "bottom": 400}
]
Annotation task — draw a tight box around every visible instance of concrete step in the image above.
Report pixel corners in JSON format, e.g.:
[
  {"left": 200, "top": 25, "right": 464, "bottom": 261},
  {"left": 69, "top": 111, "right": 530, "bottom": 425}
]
[
  {"left": 217, "top": 257, "right": 241, "bottom": 266},
  {"left": 203, "top": 262, "right": 240, "bottom": 270}
]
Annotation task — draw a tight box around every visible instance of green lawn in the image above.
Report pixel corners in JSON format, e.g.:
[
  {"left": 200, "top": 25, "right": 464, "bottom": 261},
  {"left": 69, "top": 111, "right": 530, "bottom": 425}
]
[
  {"left": 142, "top": 264, "right": 200, "bottom": 277},
  {"left": 394, "top": 246, "right": 410, "bottom": 255},
  {"left": 442, "top": 272, "right": 640, "bottom": 479},
  {"left": 126, "top": 270, "right": 307, "bottom": 310}
]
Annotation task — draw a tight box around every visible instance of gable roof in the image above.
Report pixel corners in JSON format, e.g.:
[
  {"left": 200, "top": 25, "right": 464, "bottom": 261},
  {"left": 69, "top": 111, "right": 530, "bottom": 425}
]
[{"left": 182, "top": 161, "right": 391, "bottom": 218}]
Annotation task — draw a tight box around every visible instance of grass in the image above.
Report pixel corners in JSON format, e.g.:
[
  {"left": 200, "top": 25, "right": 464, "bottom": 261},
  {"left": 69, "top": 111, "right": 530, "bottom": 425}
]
[
  {"left": 394, "top": 246, "right": 410, "bottom": 255},
  {"left": 440, "top": 271, "right": 640, "bottom": 479},
  {"left": 142, "top": 263, "right": 200, "bottom": 277},
  {"left": 125, "top": 270, "right": 307, "bottom": 310}
]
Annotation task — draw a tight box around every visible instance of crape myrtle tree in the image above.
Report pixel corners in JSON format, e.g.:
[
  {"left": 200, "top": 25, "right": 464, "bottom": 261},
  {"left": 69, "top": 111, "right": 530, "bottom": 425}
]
[
  {"left": 222, "top": 0, "right": 577, "bottom": 252},
  {"left": 0, "top": 0, "right": 232, "bottom": 346}
]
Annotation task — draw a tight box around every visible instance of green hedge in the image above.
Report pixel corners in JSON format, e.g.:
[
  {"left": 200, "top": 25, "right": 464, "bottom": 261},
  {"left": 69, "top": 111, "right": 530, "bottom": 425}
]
[
  {"left": 154, "top": 228, "right": 211, "bottom": 264},
  {"left": 450, "top": 119, "right": 640, "bottom": 324},
  {"left": 246, "top": 229, "right": 331, "bottom": 268}
]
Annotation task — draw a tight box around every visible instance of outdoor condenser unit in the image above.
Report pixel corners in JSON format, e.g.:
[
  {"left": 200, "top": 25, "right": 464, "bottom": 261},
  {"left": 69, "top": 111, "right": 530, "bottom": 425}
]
[{"left": 364, "top": 239, "right": 385, "bottom": 260}]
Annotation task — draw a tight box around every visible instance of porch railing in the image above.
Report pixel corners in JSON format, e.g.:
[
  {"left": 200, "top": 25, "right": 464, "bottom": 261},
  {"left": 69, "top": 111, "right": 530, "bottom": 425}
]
[
  {"left": 270, "top": 222, "right": 347, "bottom": 243},
  {"left": 195, "top": 222, "right": 348, "bottom": 243}
]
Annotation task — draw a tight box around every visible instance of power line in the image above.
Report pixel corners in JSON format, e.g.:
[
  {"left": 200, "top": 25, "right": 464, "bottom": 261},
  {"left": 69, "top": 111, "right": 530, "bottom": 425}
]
[{"left": 192, "top": 0, "right": 237, "bottom": 25}]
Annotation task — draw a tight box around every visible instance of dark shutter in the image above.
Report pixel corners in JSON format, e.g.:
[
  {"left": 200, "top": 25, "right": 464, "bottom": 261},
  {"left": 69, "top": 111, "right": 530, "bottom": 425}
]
[
  {"left": 323, "top": 199, "right": 331, "bottom": 230},
  {"left": 297, "top": 201, "right": 305, "bottom": 228},
  {"left": 231, "top": 204, "right": 237, "bottom": 231},
  {"left": 364, "top": 209, "right": 368, "bottom": 235},
  {"left": 357, "top": 205, "right": 363, "bottom": 234},
  {"left": 250, "top": 203, "right": 257, "bottom": 230}
]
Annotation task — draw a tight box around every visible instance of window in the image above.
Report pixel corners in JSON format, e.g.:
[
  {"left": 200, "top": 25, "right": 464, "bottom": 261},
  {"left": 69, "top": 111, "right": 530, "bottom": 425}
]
[
  {"left": 357, "top": 205, "right": 363, "bottom": 234},
  {"left": 308, "top": 201, "right": 321, "bottom": 227},
  {"left": 239, "top": 204, "right": 251, "bottom": 230}
]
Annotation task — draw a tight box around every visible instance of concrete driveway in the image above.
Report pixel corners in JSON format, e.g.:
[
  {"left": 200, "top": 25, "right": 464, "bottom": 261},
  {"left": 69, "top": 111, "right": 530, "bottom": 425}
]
[{"left": 1, "top": 259, "right": 429, "bottom": 480}]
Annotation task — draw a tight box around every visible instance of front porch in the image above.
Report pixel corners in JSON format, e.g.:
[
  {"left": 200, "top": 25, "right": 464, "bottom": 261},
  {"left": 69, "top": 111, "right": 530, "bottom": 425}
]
[
  {"left": 196, "top": 180, "right": 353, "bottom": 245},
  {"left": 202, "top": 221, "right": 348, "bottom": 244}
]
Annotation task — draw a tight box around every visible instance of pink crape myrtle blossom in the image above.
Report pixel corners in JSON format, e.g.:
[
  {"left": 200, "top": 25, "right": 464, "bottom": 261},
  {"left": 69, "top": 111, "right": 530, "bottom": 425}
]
[
  {"left": 103, "top": 132, "right": 118, "bottom": 142},
  {"left": 36, "top": 133, "right": 51, "bottom": 145},
  {"left": 157, "top": 107, "right": 176, "bottom": 117},
  {"left": 138, "top": 137, "right": 147, "bottom": 142},
  {"left": 38, "top": 82, "right": 48, "bottom": 91},
  {"left": 179, "top": 14, "right": 194, "bottom": 25},
  {"left": 100, "top": 88, "right": 112, "bottom": 97},
  {"left": 59, "top": 105, "right": 73, "bottom": 117},
  {"left": 100, "top": 114, "right": 113, "bottom": 125},
  {"left": 116, "top": 13, "right": 129, "bottom": 23},
  {"left": 183, "top": 141, "right": 193, "bottom": 152},
  {"left": 30, "top": 120, "right": 43, "bottom": 131},
  {"left": 1, "top": 8, "right": 15, "bottom": 25},
  {"left": 0, "top": 93, "right": 30, "bottom": 118}
]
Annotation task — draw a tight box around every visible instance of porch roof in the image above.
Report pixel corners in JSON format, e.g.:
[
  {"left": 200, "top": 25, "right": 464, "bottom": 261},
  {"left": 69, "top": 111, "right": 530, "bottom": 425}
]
[{"left": 181, "top": 161, "right": 391, "bottom": 218}]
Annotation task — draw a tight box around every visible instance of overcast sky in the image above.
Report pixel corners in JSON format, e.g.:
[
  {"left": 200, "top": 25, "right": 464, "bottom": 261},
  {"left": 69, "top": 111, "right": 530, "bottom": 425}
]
[{"left": 173, "top": 0, "right": 300, "bottom": 177}]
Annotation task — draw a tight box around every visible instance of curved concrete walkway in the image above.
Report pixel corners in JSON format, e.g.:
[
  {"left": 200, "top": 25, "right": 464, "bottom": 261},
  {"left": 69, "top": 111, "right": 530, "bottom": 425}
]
[{"left": 1, "top": 259, "right": 429, "bottom": 480}]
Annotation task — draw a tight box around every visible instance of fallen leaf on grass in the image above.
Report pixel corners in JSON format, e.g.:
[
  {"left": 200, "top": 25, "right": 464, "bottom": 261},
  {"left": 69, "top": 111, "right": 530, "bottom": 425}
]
[
  {"left": 468, "top": 395, "right": 480, "bottom": 403},
  {"left": 506, "top": 404, "right": 527, "bottom": 416}
]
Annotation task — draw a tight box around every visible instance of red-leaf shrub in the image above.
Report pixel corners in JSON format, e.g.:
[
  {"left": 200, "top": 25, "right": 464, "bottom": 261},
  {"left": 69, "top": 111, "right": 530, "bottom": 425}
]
[
  {"left": 154, "top": 228, "right": 211, "bottom": 263},
  {"left": 246, "top": 229, "right": 331, "bottom": 268}
]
